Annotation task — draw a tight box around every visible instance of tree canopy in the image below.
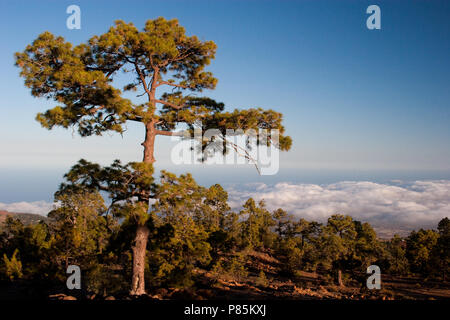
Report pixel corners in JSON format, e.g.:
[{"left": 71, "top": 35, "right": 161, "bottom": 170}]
[{"left": 15, "top": 17, "right": 291, "bottom": 156}]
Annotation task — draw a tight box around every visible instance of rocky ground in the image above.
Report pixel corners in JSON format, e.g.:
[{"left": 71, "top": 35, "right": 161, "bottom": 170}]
[{"left": 44, "top": 251, "right": 450, "bottom": 301}]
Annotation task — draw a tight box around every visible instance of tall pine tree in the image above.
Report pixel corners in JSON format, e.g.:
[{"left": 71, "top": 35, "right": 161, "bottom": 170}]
[{"left": 15, "top": 17, "right": 291, "bottom": 295}]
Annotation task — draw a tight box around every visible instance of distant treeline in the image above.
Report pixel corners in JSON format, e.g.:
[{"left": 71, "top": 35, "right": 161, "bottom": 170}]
[{"left": 0, "top": 173, "right": 448, "bottom": 296}]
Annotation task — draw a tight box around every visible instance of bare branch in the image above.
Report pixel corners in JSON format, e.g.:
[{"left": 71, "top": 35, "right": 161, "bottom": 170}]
[
  {"left": 219, "top": 135, "right": 262, "bottom": 175},
  {"left": 133, "top": 62, "right": 151, "bottom": 98}
]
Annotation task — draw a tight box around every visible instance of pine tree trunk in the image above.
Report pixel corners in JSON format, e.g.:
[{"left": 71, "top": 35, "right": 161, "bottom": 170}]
[
  {"left": 130, "top": 121, "right": 156, "bottom": 296},
  {"left": 337, "top": 269, "right": 343, "bottom": 287},
  {"left": 130, "top": 225, "right": 150, "bottom": 295},
  {"left": 142, "top": 121, "right": 156, "bottom": 163}
]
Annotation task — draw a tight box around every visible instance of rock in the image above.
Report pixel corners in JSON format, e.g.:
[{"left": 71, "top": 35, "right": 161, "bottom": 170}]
[
  {"left": 49, "top": 293, "right": 65, "bottom": 300},
  {"left": 169, "top": 288, "right": 200, "bottom": 300},
  {"left": 49, "top": 293, "right": 76, "bottom": 300},
  {"left": 154, "top": 288, "right": 168, "bottom": 297}
]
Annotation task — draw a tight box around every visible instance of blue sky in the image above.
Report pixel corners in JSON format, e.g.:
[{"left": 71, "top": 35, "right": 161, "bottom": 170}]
[{"left": 0, "top": 0, "right": 449, "bottom": 203}]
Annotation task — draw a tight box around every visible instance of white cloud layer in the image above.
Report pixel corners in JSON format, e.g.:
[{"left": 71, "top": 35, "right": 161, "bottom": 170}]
[
  {"left": 227, "top": 180, "right": 450, "bottom": 236},
  {"left": 1, "top": 180, "right": 449, "bottom": 237},
  {"left": 0, "top": 200, "right": 53, "bottom": 216}
]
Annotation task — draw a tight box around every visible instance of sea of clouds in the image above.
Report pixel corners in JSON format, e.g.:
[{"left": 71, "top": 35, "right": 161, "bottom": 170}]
[
  {"left": 226, "top": 180, "right": 450, "bottom": 237},
  {"left": 1, "top": 180, "right": 449, "bottom": 238}
]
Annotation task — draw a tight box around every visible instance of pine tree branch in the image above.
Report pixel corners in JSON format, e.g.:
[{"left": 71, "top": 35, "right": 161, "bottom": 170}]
[
  {"left": 155, "top": 129, "right": 184, "bottom": 136},
  {"left": 154, "top": 99, "right": 184, "bottom": 110},
  {"left": 155, "top": 81, "right": 190, "bottom": 89}
]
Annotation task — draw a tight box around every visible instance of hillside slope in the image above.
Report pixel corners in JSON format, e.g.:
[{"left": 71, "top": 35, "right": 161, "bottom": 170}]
[{"left": 0, "top": 210, "right": 48, "bottom": 226}]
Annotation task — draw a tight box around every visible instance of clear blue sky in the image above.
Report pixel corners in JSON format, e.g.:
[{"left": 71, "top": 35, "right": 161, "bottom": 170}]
[{"left": 0, "top": 0, "right": 449, "bottom": 202}]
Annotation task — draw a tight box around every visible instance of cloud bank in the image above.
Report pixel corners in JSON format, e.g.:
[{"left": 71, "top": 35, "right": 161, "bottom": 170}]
[
  {"left": 227, "top": 180, "right": 450, "bottom": 236},
  {"left": 1, "top": 180, "right": 448, "bottom": 237}
]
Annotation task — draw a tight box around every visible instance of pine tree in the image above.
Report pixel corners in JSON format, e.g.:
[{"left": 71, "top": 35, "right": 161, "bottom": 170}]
[
  {"left": 15, "top": 17, "right": 291, "bottom": 295},
  {"left": 48, "top": 190, "right": 111, "bottom": 269},
  {"left": 433, "top": 218, "right": 450, "bottom": 280},
  {"left": 406, "top": 229, "right": 439, "bottom": 275},
  {"left": 318, "top": 214, "right": 357, "bottom": 286},
  {"left": 239, "top": 199, "right": 275, "bottom": 249},
  {"left": 386, "top": 235, "right": 409, "bottom": 275}
]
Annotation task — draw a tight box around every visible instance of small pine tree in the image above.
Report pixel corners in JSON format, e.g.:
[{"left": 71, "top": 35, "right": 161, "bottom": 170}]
[
  {"left": 256, "top": 270, "right": 269, "bottom": 287},
  {"left": 3, "top": 249, "right": 23, "bottom": 281},
  {"left": 228, "top": 252, "right": 248, "bottom": 281}
]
